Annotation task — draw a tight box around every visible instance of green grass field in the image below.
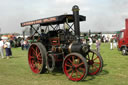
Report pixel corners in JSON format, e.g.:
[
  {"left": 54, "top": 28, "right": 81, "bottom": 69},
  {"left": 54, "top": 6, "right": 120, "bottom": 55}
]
[{"left": 0, "top": 43, "right": 128, "bottom": 85}]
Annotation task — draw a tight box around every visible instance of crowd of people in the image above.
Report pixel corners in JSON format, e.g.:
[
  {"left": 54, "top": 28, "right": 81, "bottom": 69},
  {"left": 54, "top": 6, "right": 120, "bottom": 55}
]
[
  {"left": 0, "top": 32, "right": 118, "bottom": 59},
  {"left": 20, "top": 38, "right": 30, "bottom": 50},
  {"left": 82, "top": 34, "right": 118, "bottom": 52},
  {"left": 0, "top": 39, "right": 12, "bottom": 59},
  {"left": 0, "top": 36, "right": 31, "bottom": 59},
  {"left": 82, "top": 37, "right": 101, "bottom": 52},
  {"left": 110, "top": 36, "right": 117, "bottom": 50}
]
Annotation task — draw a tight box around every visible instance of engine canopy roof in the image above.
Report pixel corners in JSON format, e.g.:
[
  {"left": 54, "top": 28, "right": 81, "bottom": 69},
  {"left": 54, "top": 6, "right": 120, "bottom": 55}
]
[{"left": 21, "top": 14, "right": 86, "bottom": 27}]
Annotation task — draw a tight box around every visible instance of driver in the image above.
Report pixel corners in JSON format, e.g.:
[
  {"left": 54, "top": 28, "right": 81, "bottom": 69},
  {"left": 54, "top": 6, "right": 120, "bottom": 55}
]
[
  {"left": 41, "top": 29, "right": 45, "bottom": 37},
  {"left": 37, "top": 29, "right": 47, "bottom": 42}
]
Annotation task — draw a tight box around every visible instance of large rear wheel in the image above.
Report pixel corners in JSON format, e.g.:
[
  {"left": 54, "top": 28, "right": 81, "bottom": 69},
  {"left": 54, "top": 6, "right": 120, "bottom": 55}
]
[
  {"left": 86, "top": 50, "right": 103, "bottom": 75},
  {"left": 63, "top": 53, "right": 88, "bottom": 81},
  {"left": 28, "top": 43, "right": 47, "bottom": 74}
]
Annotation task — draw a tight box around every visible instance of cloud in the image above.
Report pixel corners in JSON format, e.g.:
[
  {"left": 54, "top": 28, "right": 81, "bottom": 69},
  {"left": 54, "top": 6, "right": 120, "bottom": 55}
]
[
  {"left": 0, "top": 0, "right": 128, "bottom": 33},
  {"left": 55, "top": 0, "right": 85, "bottom": 4}
]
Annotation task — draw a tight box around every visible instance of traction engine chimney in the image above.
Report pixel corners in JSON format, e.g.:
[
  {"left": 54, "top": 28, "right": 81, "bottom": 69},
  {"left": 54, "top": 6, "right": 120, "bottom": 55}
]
[{"left": 72, "top": 5, "right": 80, "bottom": 41}]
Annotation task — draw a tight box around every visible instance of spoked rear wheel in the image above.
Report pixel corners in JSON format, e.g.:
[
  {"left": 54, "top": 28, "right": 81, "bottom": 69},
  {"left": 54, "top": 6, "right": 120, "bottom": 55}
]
[
  {"left": 86, "top": 50, "right": 103, "bottom": 75},
  {"left": 28, "top": 43, "right": 47, "bottom": 74},
  {"left": 63, "top": 53, "right": 88, "bottom": 81}
]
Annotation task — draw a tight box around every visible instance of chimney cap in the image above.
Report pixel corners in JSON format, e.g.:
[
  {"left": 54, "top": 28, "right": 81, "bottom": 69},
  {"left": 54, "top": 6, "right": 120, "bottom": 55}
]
[{"left": 72, "top": 5, "right": 80, "bottom": 11}]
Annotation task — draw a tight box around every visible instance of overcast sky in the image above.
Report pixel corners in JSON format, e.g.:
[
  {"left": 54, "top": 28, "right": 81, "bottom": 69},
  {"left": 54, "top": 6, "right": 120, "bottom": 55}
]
[{"left": 0, "top": 0, "right": 128, "bottom": 33}]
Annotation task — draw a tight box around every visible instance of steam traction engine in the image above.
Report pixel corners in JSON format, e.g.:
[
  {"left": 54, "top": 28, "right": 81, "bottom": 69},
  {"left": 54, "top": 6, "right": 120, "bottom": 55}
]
[{"left": 21, "top": 5, "right": 103, "bottom": 81}]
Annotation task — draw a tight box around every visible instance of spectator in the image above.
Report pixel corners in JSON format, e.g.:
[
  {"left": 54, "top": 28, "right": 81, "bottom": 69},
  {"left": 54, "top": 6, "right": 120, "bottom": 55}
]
[
  {"left": 110, "top": 38, "right": 113, "bottom": 50},
  {"left": 24, "top": 39, "right": 29, "bottom": 50},
  {"left": 17, "top": 37, "right": 21, "bottom": 47},
  {"left": 96, "top": 39, "right": 101, "bottom": 52},
  {"left": 113, "top": 38, "right": 117, "bottom": 49},
  {"left": 88, "top": 37, "right": 93, "bottom": 49},
  {"left": 9, "top": 38, "right": 14, "bottom": 47},
  {"left": 20, "top": 38, "right": 24, "bottom": 50},
  {"left": 106, "top": 36, "right": 109, "bottom": 43},
  {"left": 0, "top": 39, "right": 4, "bottom": 59},
  {"left": 27, "top": 37, "right": 32, "bottom": 48},
  {"left": 102, "top": 36, "right": 106, "bottom": 43},
  {"left": 4, "top": 40, "right": 12, "bottom": 59}
]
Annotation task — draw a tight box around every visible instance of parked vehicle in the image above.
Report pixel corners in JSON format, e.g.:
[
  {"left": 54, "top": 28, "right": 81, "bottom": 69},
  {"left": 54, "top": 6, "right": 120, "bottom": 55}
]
[
  {"left": 21, "top": 5, "right": 103, "bottom": 81},
  {"left": 117, "top": 19, "right": 128, "bottom": 55}
]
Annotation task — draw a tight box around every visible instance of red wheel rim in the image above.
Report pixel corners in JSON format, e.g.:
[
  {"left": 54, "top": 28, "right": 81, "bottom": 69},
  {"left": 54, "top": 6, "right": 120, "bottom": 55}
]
[
  {"left": 28, "top": 44, "right": 43, "bottom": 73},
  {"left": 64, "top": 55, "right": 86, "bottom": 81},
  {"left": 87, "top": 52, "right": 101, "bottom": 75}
]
